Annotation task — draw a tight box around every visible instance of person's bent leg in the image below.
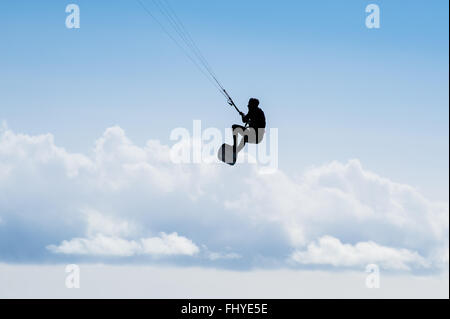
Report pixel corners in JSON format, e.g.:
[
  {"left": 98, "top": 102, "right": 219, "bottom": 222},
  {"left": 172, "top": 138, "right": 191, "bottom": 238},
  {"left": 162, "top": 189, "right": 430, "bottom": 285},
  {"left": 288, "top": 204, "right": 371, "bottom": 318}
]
[
  {"left": 232, "top": 125, "right": 246, "bottom": 152},
  {"left": 236, "top": 128, "right": 257, "bottom": 153}
]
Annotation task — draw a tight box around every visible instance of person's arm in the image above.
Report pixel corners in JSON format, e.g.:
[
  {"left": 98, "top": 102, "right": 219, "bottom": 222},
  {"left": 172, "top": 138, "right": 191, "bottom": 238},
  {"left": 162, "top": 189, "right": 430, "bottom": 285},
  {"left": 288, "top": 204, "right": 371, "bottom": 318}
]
[
  {"left": 239, "top": 112, "right": 246, "bottom": 122},
  {"left": 241, "top": 110, "right": 252, "bottom": 124}
]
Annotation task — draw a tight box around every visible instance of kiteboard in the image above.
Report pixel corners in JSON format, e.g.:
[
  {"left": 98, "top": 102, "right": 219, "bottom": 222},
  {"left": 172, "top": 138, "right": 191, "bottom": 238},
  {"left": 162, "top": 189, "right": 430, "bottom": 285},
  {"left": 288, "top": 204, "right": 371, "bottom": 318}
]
[{"left": 218, "top": 143, "right": 236, "bottom": 166}]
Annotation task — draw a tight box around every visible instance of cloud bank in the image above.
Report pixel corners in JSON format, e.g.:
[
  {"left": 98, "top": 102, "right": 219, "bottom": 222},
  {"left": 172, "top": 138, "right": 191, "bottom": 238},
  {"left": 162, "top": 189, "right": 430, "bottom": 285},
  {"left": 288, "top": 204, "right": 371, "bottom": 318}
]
[{"left": 0, "top": 125, "right": 448, "bottom": 272}]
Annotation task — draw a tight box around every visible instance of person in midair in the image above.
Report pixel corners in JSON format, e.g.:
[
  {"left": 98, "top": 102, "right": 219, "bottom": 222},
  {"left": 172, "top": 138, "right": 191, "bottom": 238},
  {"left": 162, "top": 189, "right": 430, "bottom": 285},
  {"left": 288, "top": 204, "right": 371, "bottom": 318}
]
[{"left": 232, "top": 98, "right": 266, "bottom": 155}]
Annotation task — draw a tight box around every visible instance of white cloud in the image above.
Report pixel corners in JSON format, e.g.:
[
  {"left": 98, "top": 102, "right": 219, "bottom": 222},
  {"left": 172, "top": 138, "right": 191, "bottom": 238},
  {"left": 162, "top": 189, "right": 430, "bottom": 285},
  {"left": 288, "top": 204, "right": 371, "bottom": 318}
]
[
  {"left": 47, "top": 234, "right": 141, "bottom": 257},
  {"left": 47, "top": 210, "right": 199, "bottom": 257},
  {"left": 47, "top": 233, "right": 199, "bottom": 257},
  {"left": 140, "top": 232, "right": 200, "bottom": 256},
  {"left": 0, "top": 129, "right": 93, "bottom": 178},
  {"left": 290, "top": 236, "right": 430, "bottom": 270},
  {"left": 83, "top": 208, "right": 136, "bottom": 238},
  {"left": 225, "top": 160, "right": 449, "bottom": 270},
  {"left": 0, "top": 125, "right": 448, "bottom": 271}
]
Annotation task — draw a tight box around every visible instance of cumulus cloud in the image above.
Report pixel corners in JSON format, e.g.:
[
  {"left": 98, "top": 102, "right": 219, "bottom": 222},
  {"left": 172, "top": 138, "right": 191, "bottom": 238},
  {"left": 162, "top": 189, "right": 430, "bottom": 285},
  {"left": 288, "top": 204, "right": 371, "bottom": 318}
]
[
  {"left": 46, "top": 208, "right": 199, "bottom": 257},
  {"left": 225, "top": 160, "right": 449, "bottom": 270},
  {"left": 83, "top": 208, "right": 136, "bottom": 237},
  {"left": 290, "top": 236, "right": 430, "bottom": 270},
  {"left": 0, "top": 125, "right": 448, "bottom": 272},
  {"left": 47, "top": 233, "right": 199, "bottom": 257},
  {"left": 0, "top": 128, "right": 93, "bottom": 178}
]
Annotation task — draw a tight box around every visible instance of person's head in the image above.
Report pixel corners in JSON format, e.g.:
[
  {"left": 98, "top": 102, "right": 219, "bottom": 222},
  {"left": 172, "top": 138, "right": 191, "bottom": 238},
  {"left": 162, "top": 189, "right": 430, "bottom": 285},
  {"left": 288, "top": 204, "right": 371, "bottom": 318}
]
[{"left": 248, "top": 98, "right": 260, "bottom": 110}]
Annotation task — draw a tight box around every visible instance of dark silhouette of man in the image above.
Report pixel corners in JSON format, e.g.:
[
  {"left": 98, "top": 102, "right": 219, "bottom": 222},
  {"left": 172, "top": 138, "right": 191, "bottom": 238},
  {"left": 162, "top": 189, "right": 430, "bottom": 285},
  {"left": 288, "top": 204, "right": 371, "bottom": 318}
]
[{"left": 232, "top": 98, "right": 266, "bottom": 154}]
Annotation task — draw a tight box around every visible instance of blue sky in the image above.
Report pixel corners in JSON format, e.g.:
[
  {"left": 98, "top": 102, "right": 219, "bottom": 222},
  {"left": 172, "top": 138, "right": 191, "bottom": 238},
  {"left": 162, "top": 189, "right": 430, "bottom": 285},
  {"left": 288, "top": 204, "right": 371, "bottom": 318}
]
[
  {"left": 0, "top": 1, "right": 448, "bottom": 298},
  {"left": 1, "top": 0, "right": 448, "bottom": 200}
]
